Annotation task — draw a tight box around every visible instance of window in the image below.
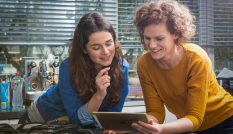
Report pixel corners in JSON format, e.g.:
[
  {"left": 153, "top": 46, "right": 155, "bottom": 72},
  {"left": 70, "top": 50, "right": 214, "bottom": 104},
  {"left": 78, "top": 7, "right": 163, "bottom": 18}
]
[
  {"left": 119, "top": 0, "right": 233, "bottom": 74},
  {"left": 0, "top": 0, "right": 117, "bottom": 45},
  {"left": 0, "top": 0, "right": 118, "bottom": 75},
  {"left": 118, "top": 0, "right": 148, "bottom": 77},
  {"left": 0, "top": 0, "right": 232, "bottom": 75}
]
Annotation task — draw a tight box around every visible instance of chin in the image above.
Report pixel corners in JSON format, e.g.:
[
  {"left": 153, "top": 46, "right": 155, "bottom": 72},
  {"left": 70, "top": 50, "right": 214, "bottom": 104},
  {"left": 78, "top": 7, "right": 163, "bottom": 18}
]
[
  {"left": 151, "top": 55, "right": 160, "bottom": 60},
  {"left": 102, "top": 62, "right": 112, "bottom": 67}
]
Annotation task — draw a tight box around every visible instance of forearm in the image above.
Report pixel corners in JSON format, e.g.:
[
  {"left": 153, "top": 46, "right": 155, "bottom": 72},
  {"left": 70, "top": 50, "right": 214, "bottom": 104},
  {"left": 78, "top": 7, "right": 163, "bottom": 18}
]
[
  {"left": 160, "top": 118, "right": 193, "bottom": 134},
  {"left": 87, "top": 93, "right": 104, "bottom": 117}
]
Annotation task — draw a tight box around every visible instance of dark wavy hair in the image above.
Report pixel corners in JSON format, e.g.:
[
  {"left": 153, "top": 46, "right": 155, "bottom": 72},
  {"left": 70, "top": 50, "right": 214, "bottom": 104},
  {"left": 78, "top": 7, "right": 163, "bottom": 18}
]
[
  {"left": 69, "top": 12, "right": 124, "bottom": 106},
  {"left": 134, "top": 0, "right": 196, "bottom": 50}
]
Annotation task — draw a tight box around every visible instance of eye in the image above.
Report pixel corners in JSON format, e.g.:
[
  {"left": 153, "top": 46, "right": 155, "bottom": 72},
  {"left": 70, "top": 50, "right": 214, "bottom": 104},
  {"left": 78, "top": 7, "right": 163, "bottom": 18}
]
[
  {"left": 93, "top": 47, "right": 100, "bottom": 50},
  {"left": 144, "top": 37, "right": 150, "bottom": 40},
  {"left": 106, "top": 43, "right": 112, "bottom": 46},
  {"left": 156, "top": 38, "right": 163, "bottom": 41}
]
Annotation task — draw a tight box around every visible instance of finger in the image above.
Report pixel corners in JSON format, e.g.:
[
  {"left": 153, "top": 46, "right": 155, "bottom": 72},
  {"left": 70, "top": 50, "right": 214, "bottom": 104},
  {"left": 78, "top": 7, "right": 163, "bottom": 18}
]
[
  {"left": 134, "top": 126, "right": 149, "bottom": 134},
  {"left": 132, "top": 122, "right": 155, "bottom": 134},
  {"left": 138, "top": 127, "right": 153, "bottom": 134},
  {"left": 104, "top": 71, "right": 108, "bottom": 76},
  {"left": 138, "top": 121, "right": 159, "bottom": 132},
  {"left": 100, "top": 83, "right": 110, "bottom": 90},
  {"left": 97, "top": 75, "right": 111, "bottom": 83},
  {"left": 103, "top": 130, "right": 114, "bottom": 134},
  {"left": 132, "top": 123, "right": 144, "bottom": 133},
  {"left": 96, "top": 67, "right": 110, "bottom": 78},
  {"left": 149, "top": 119, "right": 153, "bottom": 125},
  {"left": 103, "top": 130, "right": 108, "bottom": 133},
  {"left": 115, "top": 131, "right": 131, "bottom": 134},
  {"left": 96, "top": 76, "right": 111, "bottom": 86},
  {"left": 108, "top": 130, "right": 113, "bottom": 134}
]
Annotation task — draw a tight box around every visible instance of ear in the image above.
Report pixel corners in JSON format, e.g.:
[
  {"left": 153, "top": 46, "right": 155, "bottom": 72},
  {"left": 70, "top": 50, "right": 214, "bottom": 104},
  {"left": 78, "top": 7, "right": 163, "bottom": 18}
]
[
  {"left": 174, "top": 33, "right": 179, "bottom": 40},
  {"left": 83, "top": 49, "right": 87, "bottom": 54}
]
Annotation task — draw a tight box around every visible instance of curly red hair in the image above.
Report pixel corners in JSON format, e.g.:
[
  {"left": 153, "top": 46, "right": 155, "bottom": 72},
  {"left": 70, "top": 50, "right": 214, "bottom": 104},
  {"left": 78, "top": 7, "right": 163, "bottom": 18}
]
[{"left": 134, "top": 0, "right": 196, "bottom": 49}]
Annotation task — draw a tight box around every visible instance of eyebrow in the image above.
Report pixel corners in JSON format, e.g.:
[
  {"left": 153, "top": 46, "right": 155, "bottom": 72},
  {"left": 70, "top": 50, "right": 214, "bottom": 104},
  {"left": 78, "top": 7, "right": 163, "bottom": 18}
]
[
  {"left": 144, "top": 34, "right": 164, "bottom": 38},
  {"left": 91, "top": 39, "right": 113, "bottom": 46},
  {"left": 106, "top": 39, "right": 113, "bottom": 43}
]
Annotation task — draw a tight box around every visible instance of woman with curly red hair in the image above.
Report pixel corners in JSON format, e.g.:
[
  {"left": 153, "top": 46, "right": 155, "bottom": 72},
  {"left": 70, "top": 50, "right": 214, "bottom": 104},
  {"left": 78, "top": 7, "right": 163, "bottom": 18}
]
[{"left": 132, "top": 0, "right": 233, "bottom": 134}]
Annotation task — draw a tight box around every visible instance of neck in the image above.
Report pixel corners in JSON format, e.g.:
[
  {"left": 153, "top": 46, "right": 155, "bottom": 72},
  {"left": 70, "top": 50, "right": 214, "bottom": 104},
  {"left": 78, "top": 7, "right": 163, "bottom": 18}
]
[{"left": 156, "top": 45, "right": 184, "bottom": 69}]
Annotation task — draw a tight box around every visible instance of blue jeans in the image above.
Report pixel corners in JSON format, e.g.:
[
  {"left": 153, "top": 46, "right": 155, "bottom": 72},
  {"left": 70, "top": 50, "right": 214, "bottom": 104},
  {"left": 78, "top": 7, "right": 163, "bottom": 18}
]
[
  {"left": 18, "top": 110, "right": 31, "bottom": 124},
  {"left": 195, "top": 115, "right": 233, "bottom": 134}
]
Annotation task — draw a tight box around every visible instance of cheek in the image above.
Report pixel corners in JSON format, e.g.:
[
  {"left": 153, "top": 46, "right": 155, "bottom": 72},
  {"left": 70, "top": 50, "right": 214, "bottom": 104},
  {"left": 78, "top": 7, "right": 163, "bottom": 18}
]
[
  {"left": 144, "top": 40, "right": 149, "bottom": 46},
  {"left": 109, "top": 45, "right": 115, "bottom": 54},
  {"left": 88, "top": 50, "right": 99, "bottom": 59}
]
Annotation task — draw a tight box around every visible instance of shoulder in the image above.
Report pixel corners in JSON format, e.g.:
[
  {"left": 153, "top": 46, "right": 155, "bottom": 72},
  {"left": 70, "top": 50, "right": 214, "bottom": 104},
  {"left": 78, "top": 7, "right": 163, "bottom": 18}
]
[
  {"left": 61, "top": 57, "right": 69, "bottom": 66},
  {"left": 183, "top": 43, "right": 205, "bottom": 53},
  {"left": 60, "top": 57, "right": 70, "bottom": 68},
  {"left": 137, "top": 50, "right": 151, "bottom": 66},
  {"left": 120, "top": 58, "right": 129, "bottom": 69},
  {"left": 183, "top": 43, "right": 210, "bottom": 62},
  {"left": 183, "top": 43, "right": 207, "bottom": 56},
  {"left": 183, "top": 43, "right": 212, "bottom": 69},
  {"left": 59, "top": 57, "right": 70, "bottom": 73}
]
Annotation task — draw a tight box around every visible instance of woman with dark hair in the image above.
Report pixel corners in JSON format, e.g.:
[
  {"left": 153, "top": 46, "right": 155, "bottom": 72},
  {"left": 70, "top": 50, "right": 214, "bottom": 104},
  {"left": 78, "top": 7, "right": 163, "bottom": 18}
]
[
  {"left": 130, "top": 0, "right": 233, "bottom": 134},
  {"left": 18, "top": 12, "right": 129, "bottom": 127}
]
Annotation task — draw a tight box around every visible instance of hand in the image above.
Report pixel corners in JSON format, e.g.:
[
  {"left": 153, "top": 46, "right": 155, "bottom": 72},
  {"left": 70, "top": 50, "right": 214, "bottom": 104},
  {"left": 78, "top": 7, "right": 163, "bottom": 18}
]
[
  {"left": 103, "top": 130, "right": 131, "bottom": 134},
  {"left": 95, "top": 67, "right": 111, "bottom": 99},
  {"left": 132, "top": 119, "right": 161, "bottom": 134},
  {"left": 47, "top": 115, "right": 70, "bottom": 123}
]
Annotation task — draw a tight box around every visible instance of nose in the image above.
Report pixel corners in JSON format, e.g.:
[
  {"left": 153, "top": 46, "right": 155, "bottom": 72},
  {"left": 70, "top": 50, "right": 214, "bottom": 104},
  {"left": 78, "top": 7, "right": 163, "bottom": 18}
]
[
  {"left": 148, "top": 39, "right": 157, "bottom": 48},
  {"left": 101, "top": 46, "right": 109, "bottom": 54}
]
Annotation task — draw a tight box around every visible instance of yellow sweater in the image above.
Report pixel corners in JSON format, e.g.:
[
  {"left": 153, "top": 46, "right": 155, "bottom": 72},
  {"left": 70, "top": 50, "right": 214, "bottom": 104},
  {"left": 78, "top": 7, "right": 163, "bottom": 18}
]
[{"left": 137, "top": 43, "right": 233, "bottom": 132}]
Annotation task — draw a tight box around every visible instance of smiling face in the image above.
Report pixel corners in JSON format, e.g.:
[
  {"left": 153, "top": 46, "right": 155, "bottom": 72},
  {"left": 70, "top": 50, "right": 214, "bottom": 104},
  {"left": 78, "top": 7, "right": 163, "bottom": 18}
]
[
  {"left": 144, "top": 22, "right": 178, "bottom": 62},
  {"left": 84, "top": 31, "right": 115, "bottom": 72}
]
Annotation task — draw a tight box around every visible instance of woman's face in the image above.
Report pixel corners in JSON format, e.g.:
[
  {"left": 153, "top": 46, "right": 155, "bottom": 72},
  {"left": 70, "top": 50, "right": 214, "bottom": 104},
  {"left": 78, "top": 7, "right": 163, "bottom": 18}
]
[
  {"left": 84, "top": 31, "right": 115, "bottom": 72},
  {"left": 144, "top": 22, "right": 178, "bottom": 61}
]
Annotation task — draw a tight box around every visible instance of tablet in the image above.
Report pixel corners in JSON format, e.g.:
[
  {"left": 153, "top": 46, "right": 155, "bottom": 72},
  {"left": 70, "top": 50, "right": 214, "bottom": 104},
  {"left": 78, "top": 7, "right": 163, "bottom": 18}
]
[{"left": 92, "top": 112, "right": 149, "bottom": 131}]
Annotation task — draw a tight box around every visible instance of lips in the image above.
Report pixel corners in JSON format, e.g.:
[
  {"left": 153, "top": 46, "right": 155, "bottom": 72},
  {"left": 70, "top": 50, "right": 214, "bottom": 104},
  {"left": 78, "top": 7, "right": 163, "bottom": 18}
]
[
  {"left": 101, "top": 55, "right": 110, "bottom": 61},
  {"left": 151, "top": 49, "right": 162, "bottom": 53}
]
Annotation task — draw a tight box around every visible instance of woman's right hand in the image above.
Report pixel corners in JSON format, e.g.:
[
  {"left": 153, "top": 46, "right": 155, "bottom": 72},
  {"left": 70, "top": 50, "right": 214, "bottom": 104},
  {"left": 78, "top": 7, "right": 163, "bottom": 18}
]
[
  {"left": 95, "top": 67, "right": 111, "bottom": 100},
  {"left": 132, "top": 119, "right": 161, "bottom": 134}
]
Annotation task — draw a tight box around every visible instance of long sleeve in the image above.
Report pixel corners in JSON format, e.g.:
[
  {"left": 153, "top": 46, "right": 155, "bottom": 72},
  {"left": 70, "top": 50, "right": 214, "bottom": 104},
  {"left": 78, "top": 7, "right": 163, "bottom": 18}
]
[
  {"left": 59, "top": 58, "right": 129, "bottom": 127},
  {"left": 58, "top": 61, "right": 84, "bottom": 126},
  {"left": 78, "top": 103, "right": 99, "bottom": 127},
  {"left": 136, "top": 43, "right": 233, "bottom": 132},
  {"left": 77, "top": 60, "right": 129, "bottom": 126},
  {"left": 184, "top": 56, "right": 211, "bottom": 131},
  {"left": 137, "top": 58, "right": 165, "bottom": 124}
]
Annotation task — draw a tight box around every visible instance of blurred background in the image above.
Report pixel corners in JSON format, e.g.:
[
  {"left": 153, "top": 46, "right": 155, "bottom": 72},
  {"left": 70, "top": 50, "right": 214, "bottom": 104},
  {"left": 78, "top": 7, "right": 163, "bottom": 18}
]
[{"left": 0, "top": 0, "right": 232, "bottom": 77}]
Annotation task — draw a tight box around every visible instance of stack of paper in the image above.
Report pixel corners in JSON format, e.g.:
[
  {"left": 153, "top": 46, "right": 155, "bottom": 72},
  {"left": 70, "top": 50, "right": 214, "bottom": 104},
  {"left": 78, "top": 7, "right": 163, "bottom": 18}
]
[{"left": 216, "top": 67, "right": 233, "bottom": 78}]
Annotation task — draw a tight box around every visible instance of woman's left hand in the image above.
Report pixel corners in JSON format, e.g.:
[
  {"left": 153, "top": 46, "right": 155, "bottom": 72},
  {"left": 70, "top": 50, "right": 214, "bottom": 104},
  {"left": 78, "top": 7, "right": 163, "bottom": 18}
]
[
  {"left": 47, "top": 115, "right": 70, "bottom": 123},
  {"left": 131, "top": 119, "right": 161, "bottom": 134},
  {"left": 103, "top": 130, "right": 131, "bottom": 134}
]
